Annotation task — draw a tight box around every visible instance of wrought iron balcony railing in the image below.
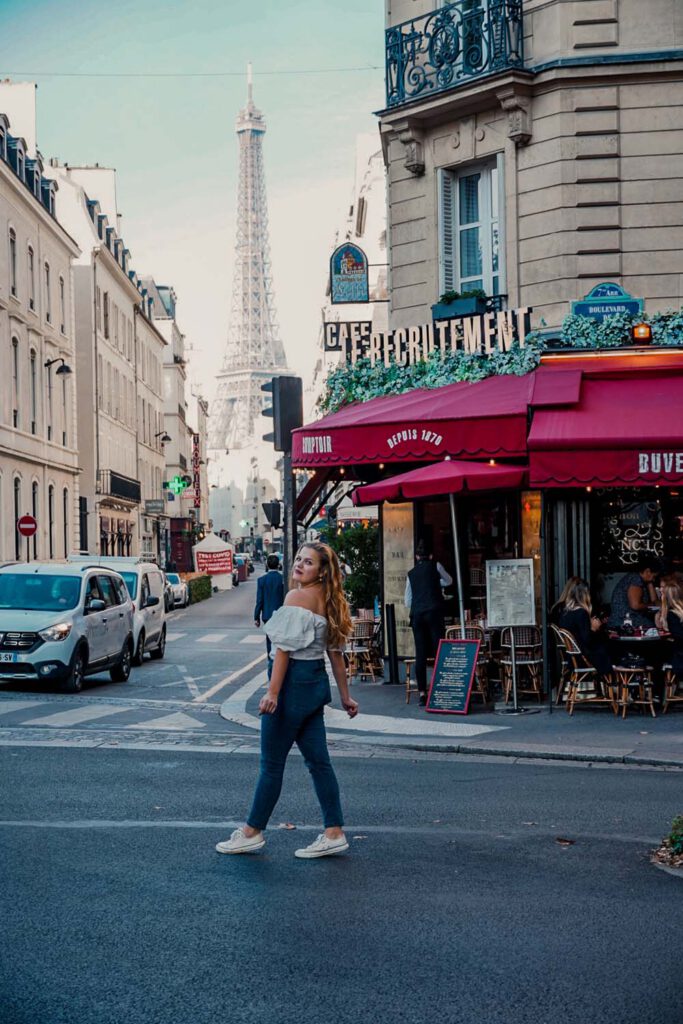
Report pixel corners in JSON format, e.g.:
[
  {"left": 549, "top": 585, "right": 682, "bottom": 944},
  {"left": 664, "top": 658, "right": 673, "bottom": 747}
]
[
  {"left": 97, "top": 470, "right": 141, "bottom": 504},
  {"left": 385, "top": 1, "right": 524, "bottom": 109}
]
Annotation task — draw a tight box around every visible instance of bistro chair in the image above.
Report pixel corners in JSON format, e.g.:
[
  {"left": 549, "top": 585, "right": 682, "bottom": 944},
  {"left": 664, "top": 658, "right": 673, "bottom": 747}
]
[
  {"left": 369, "top": 619, "right": 384, "bottom": 676},
  {"left": 346, "top": 619, "right": 376, "bottom": 684},
  {"left": 404, "top": 657, "right": 434, "bottom": 704},
  {"left": 662, "top": 665, "right": 683, "bottom": 714},
  {"left": 549, "top": 624, "right": 572, "bottom": 706},
  {"left": 553, "top": 626, "right": 619, "bottom": 715},
  {"left": 469, "top": 567, "right": 487, "bottom": 616},
  {"left": 612, "top": 663, "right": 656, "bottom": 719},
  {"left": 499, "top": 626, "right": 544, "bottom": 704},
  {"left": 445, "top": 625, "right": 490, "bottom": 703}
]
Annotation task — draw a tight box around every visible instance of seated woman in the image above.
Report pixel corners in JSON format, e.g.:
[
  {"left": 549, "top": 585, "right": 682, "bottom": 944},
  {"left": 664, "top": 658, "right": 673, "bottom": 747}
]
[
  {"left": 607, "top": 559, "right": 659, "bottom": 632},
  {"left": 550, "top": 575, "right": 582, "bottom": 625},
  {"left": 559, "top": 578, "right": 613, "bottom": 678},
  {"left": 661, "top": 581, "right": 683, "bottom": 679}
]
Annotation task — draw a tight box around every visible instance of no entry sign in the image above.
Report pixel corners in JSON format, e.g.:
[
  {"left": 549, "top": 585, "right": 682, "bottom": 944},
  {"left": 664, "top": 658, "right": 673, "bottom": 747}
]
[{"left": 17, "top": 514, "right": 38, "bottom": 538}]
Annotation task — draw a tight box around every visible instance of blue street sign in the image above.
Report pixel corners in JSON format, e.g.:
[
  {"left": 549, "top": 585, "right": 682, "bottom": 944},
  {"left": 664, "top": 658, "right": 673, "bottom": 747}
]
[
  {"left": 572, "top": 282, "right": 643, "bottom": 321},
  {"left": 330, "top": 243, "right": 369, "bottom": 304}
]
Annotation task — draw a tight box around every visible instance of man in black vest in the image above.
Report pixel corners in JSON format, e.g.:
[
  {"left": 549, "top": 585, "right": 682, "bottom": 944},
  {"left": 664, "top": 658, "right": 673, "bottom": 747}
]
[{"left": 405, "top": 541, "right": 452, "bottom": 705}]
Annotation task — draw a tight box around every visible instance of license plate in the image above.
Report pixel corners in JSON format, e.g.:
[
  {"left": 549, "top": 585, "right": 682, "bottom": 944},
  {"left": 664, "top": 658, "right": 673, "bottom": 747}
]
[{"left": 0, "top": 653, "right": 18, "bottom": 663}]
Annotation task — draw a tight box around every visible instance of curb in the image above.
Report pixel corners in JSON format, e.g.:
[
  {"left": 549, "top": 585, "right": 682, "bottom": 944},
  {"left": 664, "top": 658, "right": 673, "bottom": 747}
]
[{"left": 354, "top": 740, "right": 683, "bottom": 769}]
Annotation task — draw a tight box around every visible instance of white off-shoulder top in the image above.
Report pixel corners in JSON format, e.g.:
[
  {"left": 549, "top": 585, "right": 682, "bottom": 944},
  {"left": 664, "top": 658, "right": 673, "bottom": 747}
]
[{"left": 264, "top": 605, "right": 341, "bottom": 660}]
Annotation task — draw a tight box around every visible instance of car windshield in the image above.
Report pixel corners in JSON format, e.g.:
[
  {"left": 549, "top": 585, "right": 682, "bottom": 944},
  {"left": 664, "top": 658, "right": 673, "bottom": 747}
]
[
  {"left": 167, "top": 574, "right": 180, "bottom": 584},
  {"left": 120, "top": 572, "right": 138, "bottom": 600},
  {"left": 0, "top": 573, "right": 81, "bottom": 611}
]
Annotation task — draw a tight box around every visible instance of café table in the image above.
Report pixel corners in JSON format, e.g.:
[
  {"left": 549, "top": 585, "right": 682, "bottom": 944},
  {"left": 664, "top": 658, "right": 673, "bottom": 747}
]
[{"left": 608, "top": 632, "right": 672, "bottom": 718}]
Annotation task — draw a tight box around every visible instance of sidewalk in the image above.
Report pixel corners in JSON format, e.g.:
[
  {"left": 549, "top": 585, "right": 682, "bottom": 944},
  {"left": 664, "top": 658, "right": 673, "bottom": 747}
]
[{"left": 220, "top": 671, "right": 683, "bottom": 769}]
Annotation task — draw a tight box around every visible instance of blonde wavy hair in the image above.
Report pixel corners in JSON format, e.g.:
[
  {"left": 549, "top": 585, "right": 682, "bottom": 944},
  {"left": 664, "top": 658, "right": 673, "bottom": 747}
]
[
  {"left": 661, "top": 581, "right": 683, "bottom": 623},
  {"left": 291, "top": 542, "right": 352, "bottom": 649},
  {"left": 563, "top": 578, "right": 593, "bottom": 615}
]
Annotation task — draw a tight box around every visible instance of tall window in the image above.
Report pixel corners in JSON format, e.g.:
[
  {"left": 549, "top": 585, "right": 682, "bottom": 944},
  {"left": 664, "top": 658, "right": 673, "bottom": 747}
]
[
  {"left": 44, "top": 262, "right": 51, "bottom": 323},
  {"left": 29, "top": 350, "right": 37, "bottom": 434},
  {"left": 48, "top": 485, "right": 55, "bottom": 559},
  {"left": 63, "top": 488, "right": 69, "bottom": 557},
  {"left": 32, "top": 481, "right": 39, "bottom": 558},
  {"left": 11, "top": 337, "right": 19, "bottom": 429},
  {"left": 28, "top": 246, "right": 35, "bottom": 310},
  {"left": 98, "top": 354, "right": 103, "bottom": 409},
  {"left": 46, "top": 359, "right": 54, "bottom": 441},
  {"left": 96, "top": 286, "right": 102, "bottom": 333},
  {"left": 103, "top": 291, "right": 110, "bottom": 339},
  {"left": 13, "top": 478, "right": 21, "bottom": 560},
  {"left": 61, "top": 373, "right": 68, "bottom": 446},
  {"left": 59, "top": 276, "right": 66, "bottom": 333},
  {"left": 9, "top": 228, "right": 17, "bottom": 297},
  {"left": 438, "top": 159, "right": 504, "bottom": 298}
]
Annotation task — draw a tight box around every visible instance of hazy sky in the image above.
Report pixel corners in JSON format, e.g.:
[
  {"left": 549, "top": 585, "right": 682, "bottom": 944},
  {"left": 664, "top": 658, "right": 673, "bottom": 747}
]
[{"left": 0, "top": 0, "right": 384, "bottom": 402}]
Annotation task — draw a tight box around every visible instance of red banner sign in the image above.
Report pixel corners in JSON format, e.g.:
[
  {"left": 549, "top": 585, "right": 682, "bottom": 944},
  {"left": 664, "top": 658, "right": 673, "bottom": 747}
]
[{"left": 195, "top": 549, "right": 233, "bottom": 575}]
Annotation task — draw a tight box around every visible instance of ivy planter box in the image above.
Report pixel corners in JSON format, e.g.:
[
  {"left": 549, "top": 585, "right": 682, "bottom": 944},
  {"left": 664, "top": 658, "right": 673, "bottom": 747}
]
[{"left": 432, "top": 297, "right": 488, "bottom": 320}]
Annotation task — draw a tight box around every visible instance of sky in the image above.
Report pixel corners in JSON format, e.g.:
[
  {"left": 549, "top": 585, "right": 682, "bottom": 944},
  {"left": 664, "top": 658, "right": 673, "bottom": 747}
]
[{"left": 0, "top": 0, "right": 385, "bottom": 404}]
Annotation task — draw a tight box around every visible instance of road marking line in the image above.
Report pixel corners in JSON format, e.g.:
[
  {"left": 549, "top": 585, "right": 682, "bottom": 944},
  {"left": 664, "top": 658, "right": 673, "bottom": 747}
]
[
  {"left": 128, "top": 711, "right": 205, "bottom": 731},
  {"left": 240, "top": 634, "right": 265, "bottom": 645},
  {"left": 166, "top": 632, "right": 186, "bottom": 642},
  {"left": 192, "top": 653, "right": 266, "bottom": 703},
  {"left": 182, "top": 675, "right": 200, "bottom": 699},
  {"left": 0, "top": 701, "right": 44, "bottom": 716},
  {"left": 197, "top": 633, "right": 229, "bottom": 643},
  {"left": 23, "top": 704, "right": 131, "bottom": 727}
]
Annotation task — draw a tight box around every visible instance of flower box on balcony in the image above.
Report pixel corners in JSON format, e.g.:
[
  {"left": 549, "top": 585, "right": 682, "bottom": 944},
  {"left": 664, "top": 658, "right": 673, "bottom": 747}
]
[{"left": 432, "top": 296, "right": 487, "bottom": 320}]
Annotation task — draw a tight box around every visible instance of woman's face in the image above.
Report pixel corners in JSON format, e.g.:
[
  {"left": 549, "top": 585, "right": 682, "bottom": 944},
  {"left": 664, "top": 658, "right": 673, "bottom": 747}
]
[{"left": 292, "top": 547, "right": 322, "bottom": 586}]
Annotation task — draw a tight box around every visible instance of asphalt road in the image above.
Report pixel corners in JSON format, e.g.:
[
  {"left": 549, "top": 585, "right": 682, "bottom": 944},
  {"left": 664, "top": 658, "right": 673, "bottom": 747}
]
[{"left": 1, "top": 744, "right": 681, "bottom": 1024}]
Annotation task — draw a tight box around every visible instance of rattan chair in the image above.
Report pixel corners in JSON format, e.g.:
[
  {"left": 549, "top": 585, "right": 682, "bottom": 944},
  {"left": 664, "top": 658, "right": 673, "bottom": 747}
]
[
  {"left": 445, "top": 625, "right": 490, "bottom": 703},
  {"left": 499, "top": 625, "right": 544, "bottom": 704},
  {"left": 662, "top": 665, "right": 683, "bottom": 713},
  {"left": 346, "top": 619, "right": 376, "bottom": 683},
  {"left": 553, "top": 626, "right": 619, "bottom": 715}
]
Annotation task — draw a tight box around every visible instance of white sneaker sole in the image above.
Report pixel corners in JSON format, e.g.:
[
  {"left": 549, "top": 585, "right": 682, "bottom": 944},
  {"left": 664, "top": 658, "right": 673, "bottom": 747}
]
[
  {"left": 294, "top": 841, "right": 349, "bottom": 859},
  {"left": 215, "top": 838, "right": 266, "bottom": 855}
]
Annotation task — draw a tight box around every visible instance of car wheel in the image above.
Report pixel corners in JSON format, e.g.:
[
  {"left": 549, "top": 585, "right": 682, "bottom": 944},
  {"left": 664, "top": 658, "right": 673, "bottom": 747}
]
[
  {"left": 110, "top": 639, "right": 133, "bottom": 682},
  {"left": 62, "top": 648, "right": 85, "bottom": 694},
  {"left": 132, "top": 630, "right": 146, "bottom": 666},
  {"left": 149, "top": 626, "right": 166, "bottom": 661}
]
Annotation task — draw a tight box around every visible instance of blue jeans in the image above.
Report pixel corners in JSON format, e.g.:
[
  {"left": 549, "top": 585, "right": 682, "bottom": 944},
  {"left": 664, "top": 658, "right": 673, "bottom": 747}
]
[{"left": 247, "top": 658, "right": 344, "bottom": 831}]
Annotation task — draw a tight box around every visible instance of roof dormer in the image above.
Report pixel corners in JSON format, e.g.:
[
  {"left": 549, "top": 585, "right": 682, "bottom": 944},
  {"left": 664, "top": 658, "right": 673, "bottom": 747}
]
[{"left": 7, "top": 135, "right": 27, "bottom": 182}]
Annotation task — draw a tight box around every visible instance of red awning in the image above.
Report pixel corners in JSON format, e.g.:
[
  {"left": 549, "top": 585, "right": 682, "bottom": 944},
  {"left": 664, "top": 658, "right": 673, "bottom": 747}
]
[
  {"left": 353, "top": 460, "right": 528, "bottom": 505},
  {"left": 292, "top": 374, "right": 535, "bottom": 467},
  {"left": 529, "top": 374, "right": 683, "bottom": 487}
]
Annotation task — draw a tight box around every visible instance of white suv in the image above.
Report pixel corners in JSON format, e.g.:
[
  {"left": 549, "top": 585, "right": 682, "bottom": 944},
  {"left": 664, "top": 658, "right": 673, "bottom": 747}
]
[
  {"left": 0, "top": 563, "right": 134, "bottom": 693},
  {"left": 68, "top": 557, "right": 167, "bottom": 666}
]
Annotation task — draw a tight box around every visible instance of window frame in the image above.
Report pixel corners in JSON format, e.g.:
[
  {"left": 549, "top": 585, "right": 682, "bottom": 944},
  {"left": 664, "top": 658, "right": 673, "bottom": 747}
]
[
  {"left": 9, "top": 228, "right": 17, "bottom": 297},
  {"left": 11, "top": 336, "right": 20, "bottom": 429},
  {"left": 44, "top": 261, "right": 51, "bottom": 323},
  {"left": 27, "top": 245, "right": 35, "bottom": 311},
  {"left": 29, "top": 349, "right": 37, "bottom": 434}
]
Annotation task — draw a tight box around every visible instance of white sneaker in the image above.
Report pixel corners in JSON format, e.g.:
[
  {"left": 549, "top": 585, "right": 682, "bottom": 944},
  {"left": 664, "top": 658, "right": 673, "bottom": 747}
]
[
  {"left": 294, "top": 833, "right": 349, "bottom": 859},
  {"left": 215, "top": 827, "right": 266, "bottom": 855}
]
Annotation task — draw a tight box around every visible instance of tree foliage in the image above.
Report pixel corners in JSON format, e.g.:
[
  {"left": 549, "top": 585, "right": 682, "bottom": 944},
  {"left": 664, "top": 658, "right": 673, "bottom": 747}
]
[{"left": 319, "top": 524, "right": 380, "bottom": 612}]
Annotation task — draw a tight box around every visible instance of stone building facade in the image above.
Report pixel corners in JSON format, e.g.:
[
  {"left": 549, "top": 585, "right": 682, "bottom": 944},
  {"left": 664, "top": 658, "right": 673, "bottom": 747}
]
[
  {"left": 0, "top": 85, "right": 81, "bottom": 563},
  {"left": 380, "top": 0, "right": 683, "bottom": 331}
]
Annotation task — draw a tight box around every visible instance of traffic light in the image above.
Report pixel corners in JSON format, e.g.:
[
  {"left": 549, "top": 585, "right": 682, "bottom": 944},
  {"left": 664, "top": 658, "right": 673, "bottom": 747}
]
[
  {"left": 261, "top": 376, "right": 303, "bottom": 452},
  {"left": 262, "top": 501, "right": 282, "bottom": 529},
  {"left": 327, "top": 506, "right": 337, "bottom": 529}
]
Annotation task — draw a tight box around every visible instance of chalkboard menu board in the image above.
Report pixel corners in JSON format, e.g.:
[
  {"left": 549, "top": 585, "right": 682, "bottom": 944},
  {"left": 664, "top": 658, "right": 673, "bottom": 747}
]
[
  {"left": 486, "top": 559, "right": 536, "bottom": 628},
  {"left": 426, "top": 639, "right": 480, "bottom": 716}
]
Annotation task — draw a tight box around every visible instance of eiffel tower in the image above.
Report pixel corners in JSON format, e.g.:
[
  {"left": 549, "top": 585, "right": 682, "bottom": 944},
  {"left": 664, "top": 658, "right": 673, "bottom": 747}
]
[{"left": 210, "top": 65, "right": 288, "bottom": 451}]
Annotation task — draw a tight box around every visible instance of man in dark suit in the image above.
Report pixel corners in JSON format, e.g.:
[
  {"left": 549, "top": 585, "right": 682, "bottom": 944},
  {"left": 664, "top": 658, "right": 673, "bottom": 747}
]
[{"left": 254, "top": 554, "right": 285, "bottom": 663}]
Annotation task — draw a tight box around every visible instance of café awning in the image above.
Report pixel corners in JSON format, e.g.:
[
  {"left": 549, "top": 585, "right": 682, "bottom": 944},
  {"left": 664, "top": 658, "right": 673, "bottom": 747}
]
[
  {"left": 352, "top": 459, "right": 529, "bottom": 505},
  {"left": 529, "top": 374, "right": 683, "bottom": 487},
  {"left": 292, "top": 374, "right": 536, "bottom": 467}
]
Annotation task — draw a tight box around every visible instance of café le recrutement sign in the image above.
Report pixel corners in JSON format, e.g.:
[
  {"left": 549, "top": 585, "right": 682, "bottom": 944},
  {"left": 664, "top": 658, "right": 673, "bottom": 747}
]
[{"left": 324, "top": 306, "right": 533, "bottom": 367}]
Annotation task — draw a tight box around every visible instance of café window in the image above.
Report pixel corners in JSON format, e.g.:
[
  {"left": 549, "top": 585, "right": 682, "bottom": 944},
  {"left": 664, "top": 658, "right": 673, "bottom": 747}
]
[{"left": 438, "top": 157, "right": 505, "bottom": 298}]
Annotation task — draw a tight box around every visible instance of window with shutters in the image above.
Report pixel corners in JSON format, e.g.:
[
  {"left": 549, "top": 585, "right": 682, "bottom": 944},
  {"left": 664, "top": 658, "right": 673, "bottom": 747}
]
[{"left": 438, "top": 157, "right": 504, "bottom": 299}]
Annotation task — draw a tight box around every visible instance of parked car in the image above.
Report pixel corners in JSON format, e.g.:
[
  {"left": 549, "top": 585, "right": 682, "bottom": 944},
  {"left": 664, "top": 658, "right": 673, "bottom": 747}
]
[
  {"left": 165, "top": 572, "right": 190, "bottom": 608},
  {"left": 234, "top": 555, "right": 249, "bottom": 584},
  {"left": 67, "top": 556, "right": 166, "bottom": 665},
  {"left": 162, "top": 574, "right": 174, "bottom": 612},
  {"left": 0, "top": 562, "right": 134, "bottom": 693}
]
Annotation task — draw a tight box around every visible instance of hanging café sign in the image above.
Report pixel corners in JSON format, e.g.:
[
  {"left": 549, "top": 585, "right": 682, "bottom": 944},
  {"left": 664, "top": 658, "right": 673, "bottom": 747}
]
[{"left": 324, "top": 306, "right": 533, "bottom": 366}]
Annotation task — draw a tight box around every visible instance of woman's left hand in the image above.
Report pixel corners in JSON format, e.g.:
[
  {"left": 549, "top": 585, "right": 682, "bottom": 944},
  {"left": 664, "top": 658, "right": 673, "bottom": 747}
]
[{"left": 342, "top": 696, "right": 359, "bottom": 718}]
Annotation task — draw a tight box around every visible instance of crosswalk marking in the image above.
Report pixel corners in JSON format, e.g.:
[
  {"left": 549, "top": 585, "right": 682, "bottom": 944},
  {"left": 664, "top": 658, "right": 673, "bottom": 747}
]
[
  {"left": 197, "top": 633, "right": 229, "bottom": 643},
  {"left": 0, "top": 701, "right": 43, "bottom": 716},
  {"left": 23, "top": 704, "right": 130, "bottom": 727},
  {"left": 166, "top": 632, "right": 186, "bottom": 642},
  {"left": 129, "top": 711, "right": 205, "bottom": 731},
  {"left": 240, "top": 634, "right": 264, "bottom": 645}
]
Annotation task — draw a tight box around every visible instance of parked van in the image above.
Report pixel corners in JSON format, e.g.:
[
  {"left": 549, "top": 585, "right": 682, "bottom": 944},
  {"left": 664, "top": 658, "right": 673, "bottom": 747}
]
[{"left": 68, "top": 556, "right": 166, "bottom": 665}]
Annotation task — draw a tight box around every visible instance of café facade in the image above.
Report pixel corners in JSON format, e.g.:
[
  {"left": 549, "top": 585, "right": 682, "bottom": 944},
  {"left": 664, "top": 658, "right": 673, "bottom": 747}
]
[{"left": 293, "top": 339, "right": 683, "bottom": 659}]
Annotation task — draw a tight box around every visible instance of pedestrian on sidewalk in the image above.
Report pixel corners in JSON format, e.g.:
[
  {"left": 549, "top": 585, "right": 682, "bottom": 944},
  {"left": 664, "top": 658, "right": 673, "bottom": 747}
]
[
  {"left": 216, "top": 542, "right": 359, "bottom": 859},
  {"left": 254, "top": 553, "right": 285, "bottom": 672},
  {"left": 405, "top": 540, "right": 452, "bottom": 706}
]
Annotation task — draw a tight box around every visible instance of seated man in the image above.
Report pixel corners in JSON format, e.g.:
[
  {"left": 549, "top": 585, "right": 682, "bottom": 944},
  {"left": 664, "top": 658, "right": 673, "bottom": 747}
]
[{"left": 607, "top": 558, "right": 659, "bottom": 632}]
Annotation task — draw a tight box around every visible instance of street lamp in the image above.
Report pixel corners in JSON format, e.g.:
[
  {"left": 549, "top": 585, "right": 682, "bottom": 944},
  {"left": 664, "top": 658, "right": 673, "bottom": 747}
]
[
  {"left": 155, "top": 431, "right": 172, "bottom": 443},
  {"left": 44, "top": 357, "right": 72, "bottom": 375}
]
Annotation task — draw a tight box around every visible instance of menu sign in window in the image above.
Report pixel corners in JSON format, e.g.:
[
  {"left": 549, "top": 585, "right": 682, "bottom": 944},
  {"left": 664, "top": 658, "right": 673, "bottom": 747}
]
[
  {"left": 486, "top": 559, "right": 536, "bottom": 627},
  {"left": 426, "top": 639, "right": 480, "bottom": 716}
]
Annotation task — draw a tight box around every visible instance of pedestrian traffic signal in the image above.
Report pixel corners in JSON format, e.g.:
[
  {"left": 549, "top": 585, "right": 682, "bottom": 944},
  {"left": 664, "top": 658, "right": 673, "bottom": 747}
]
[
  {"left": 327, "top": 506, "right": 337, "bottom": 528},
  {"left": 262, "top": 501, "right": 282, "bottom": 529},
  {"left": 261, "top": 376, "right": 303, "bottom": 452}
]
